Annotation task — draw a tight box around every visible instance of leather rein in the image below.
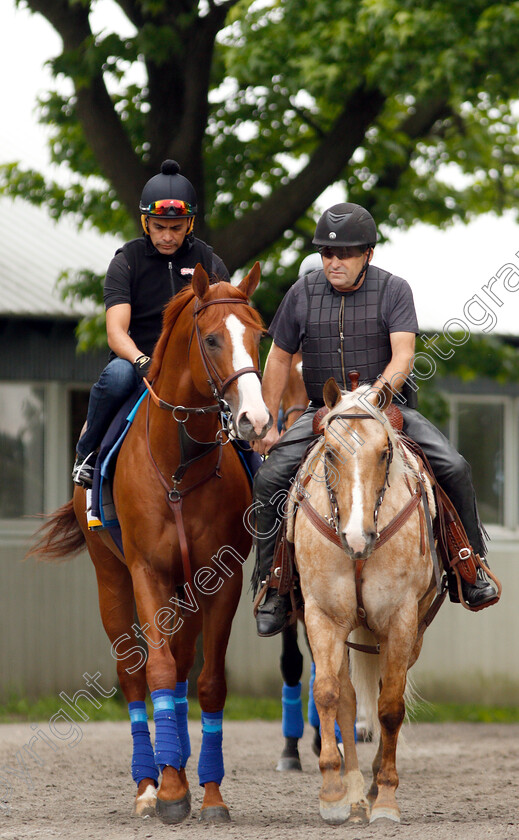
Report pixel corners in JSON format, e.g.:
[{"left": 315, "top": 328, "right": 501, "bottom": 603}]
[
  {"left": 295, "top": 411, "right": 446, "bottom": 654},
  {"left": 142, "top": 295, "right": 262, "bottom": 588}
]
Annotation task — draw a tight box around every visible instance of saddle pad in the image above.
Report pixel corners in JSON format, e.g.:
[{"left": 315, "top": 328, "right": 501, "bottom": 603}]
[
  {"left": 90, "top": 388, "right": 260, "bottom": 554},
  {"left": 90, "top": 384, "right": 147, "bottom": 553}
]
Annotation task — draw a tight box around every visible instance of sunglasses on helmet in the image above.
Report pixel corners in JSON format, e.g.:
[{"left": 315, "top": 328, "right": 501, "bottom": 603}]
[{"left": 144, "top": 199, "right": 194, "bottom": 217}]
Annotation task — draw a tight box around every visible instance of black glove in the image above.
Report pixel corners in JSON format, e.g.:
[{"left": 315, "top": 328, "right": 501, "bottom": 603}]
[{"left": 133, "top": 354, "right": 151, "bottom": 379}]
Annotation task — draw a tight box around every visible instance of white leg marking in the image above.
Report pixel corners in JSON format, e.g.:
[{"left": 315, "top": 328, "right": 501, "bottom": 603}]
[{"left": 134, "top": 782, "right": 157, "bottom": 817}]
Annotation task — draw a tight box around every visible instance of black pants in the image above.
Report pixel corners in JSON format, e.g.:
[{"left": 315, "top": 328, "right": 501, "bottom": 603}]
[{"left": 252, "top": 405, "right": 485, "bottom": 590}]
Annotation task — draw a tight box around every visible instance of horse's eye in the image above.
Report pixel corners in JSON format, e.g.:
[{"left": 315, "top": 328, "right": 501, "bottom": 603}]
[
  {"left": 205, "top": 334, "right": 219, "bottom": 349},
  {"left": 380, "top": 448, "right": 389, "bottom": 463},
  {"left": 326, "top": 448, "right": 336, "bottom": 465}
]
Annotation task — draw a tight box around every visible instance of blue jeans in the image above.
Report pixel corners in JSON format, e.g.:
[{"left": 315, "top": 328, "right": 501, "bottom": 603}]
[{"left": 77, "top": 358, "right": 140, "bottom": 458}]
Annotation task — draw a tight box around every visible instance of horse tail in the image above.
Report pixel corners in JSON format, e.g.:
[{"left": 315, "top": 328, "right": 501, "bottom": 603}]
[
  {"left": 25, "top": 499, "right": 85, "bottom": 563},
  {"left": 349, "top": 627, "right": 382, "bottom": 741},
  {"left": 349, "top": 628, "right": 419, "bottom": 741}
]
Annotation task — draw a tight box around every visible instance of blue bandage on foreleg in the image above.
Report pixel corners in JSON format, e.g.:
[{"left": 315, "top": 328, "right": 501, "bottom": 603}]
[
  {"left": 282, "top": 682, "right": 304, "bottom": 738},
  {"left": 151, "top": 689, "right": 181, "bottom": 771},
  {"left": 198, "top": 711, "right": 224, "bottom": 787},
  {"left": 308, "top": 661, "right": 320, "bottom": 728},
  {"left": 128, "top": 701, "right": 159, "bottom": 785},
  {"left": 174, "top": 680, "right": 191, "bottom": 767}
]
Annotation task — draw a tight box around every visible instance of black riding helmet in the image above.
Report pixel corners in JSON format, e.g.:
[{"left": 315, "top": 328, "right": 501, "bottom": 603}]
[
  {"left": 312, "top": 202, "right": 377, "bottom": 248},
  {"left": 139, "top": 160, "right": 198, "bottom": 235}
]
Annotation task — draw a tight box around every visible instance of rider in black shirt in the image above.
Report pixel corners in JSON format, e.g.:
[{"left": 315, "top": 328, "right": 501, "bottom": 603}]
[{"left": 72, "top": 160, "right": 229, "bottom": 486}]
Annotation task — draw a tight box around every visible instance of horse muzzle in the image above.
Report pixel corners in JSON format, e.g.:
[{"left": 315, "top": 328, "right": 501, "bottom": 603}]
[
  {"left": 341, "top": 529, "right": 377, "bottom": 560},
  {"left": 235, "top": 410, "right": 273, "bottom": 441}
]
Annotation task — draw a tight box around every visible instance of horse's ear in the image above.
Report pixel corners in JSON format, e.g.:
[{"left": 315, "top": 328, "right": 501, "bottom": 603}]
[
  {"left": 367, "top": 382, "right": 393, "bottom": 412},
  {"left": 236, "top": 261, "right": 261, "bottom": 299},
  {"left": 323, "top": 377, "right": 342, "bottom": 409},
  {"left": 192, "top": 263, "right": 210, "bottom": 300}
]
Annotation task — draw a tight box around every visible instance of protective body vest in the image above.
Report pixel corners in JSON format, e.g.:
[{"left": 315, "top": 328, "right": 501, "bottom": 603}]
[{"left": 301, "top": 266, "right": 392, "bottom": 403}]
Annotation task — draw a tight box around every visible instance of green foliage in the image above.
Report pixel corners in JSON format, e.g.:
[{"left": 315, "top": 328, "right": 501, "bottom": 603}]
[
  {"left": 414, "top": 332, "right": 519, "bottom": 425},
  {"left": 4, "top": 0, "right": 519, "bottom": 344}
]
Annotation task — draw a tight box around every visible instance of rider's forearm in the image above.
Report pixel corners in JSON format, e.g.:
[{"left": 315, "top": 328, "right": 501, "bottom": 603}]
[
  {"left": 108, "top": 330, "right": 144, "bottom": 363},
  {"left": 262, "top": 344, "right": 293, "bottom": 418}
]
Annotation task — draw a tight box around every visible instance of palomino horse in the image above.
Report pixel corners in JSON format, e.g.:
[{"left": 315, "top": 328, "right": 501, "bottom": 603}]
[
  {"left": 287, "top": 378, "right": 438, "bottom": 825},
  {"left": 28, "top": 264, "right": 271, "bottom": 824}
]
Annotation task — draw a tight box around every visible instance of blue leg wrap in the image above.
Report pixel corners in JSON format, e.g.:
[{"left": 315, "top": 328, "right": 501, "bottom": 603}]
[
  {"left": 198, "top": 711, "right": 224, "bottom": 787},
  {"left": 308, "top": 663, "right": 343, "bottom": 743},
  {"left": 308, "top": 662, "right": 320, "bottom": 728},
  {"left": 128, "top": 702, "right": 159, "bottom": 785},
  {"left": 151, "top": 689, "right": 181, "bottom": 772},
  {"left": 282, "top": 682, "right": 304, "bottom": 738},
  {"left": 173, "top": 681, "right": 191, "bottom": 767}
]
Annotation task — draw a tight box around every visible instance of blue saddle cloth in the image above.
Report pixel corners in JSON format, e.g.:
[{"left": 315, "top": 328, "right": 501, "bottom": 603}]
[{"left": 90, "top": 388, "right": 261, "bottom": 556}]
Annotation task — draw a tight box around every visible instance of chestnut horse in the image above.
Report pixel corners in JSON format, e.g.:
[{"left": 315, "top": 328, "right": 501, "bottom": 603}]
[
  {"left": 28, "top": 264, "right": 271, "bottom": 824},
  {"left": 287, "top": 378, "right": 438, "bottom": 825}
]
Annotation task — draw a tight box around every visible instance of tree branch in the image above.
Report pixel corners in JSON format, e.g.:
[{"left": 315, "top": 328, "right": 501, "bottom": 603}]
[
  {"left": 211, "top": 85, "right": 386, "bottom": 272},
  {"left": 25, "top": 0, "right": 146, "bottom": 212},
  {"left": 363, "top": 97, "right": 451, "bottom": 202}
]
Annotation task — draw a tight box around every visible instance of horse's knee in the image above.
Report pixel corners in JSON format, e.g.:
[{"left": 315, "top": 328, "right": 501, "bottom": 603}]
[
  {"left": 198, "top": 675, "right": 226, "bottom": 712},
  {"left": 313, "top": 675, "right": 340, "bottom": 713},
  {"left": 378, "top": 697, "right": 405, "bottom": 734},
  {"left": 145, "top": 645, "right": 176, "bottom": 689}
]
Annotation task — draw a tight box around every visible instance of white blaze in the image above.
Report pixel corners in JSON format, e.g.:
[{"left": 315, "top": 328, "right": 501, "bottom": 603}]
[
  {"left": 343, "top": 458, "right": 366, "bottom": 554},
  {"left": 225, "top": 314, "right": 269, "bottom": 434}
]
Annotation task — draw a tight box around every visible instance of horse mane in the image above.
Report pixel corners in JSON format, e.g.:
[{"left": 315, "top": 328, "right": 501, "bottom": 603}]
[{"left": 148, "top": 281, "right": 265, "bottom": 381}]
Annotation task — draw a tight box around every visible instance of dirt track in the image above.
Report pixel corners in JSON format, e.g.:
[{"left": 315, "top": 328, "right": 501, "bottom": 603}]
[{"left": 0, "top": 720, "right": 517, "bottom": 839}]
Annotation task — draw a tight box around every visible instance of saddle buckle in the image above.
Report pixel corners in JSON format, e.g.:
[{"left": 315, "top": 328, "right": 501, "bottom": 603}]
[{"left": 458, "top": 547, "right": 472, "bottom": 561}]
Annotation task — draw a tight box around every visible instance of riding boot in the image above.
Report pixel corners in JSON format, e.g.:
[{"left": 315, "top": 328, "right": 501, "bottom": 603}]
[
  {"left": 448, "top": 560, "right": 497, "bottom": 607},
  {"left": 256, "top": 589, "right": 291, "bottom": 637}
]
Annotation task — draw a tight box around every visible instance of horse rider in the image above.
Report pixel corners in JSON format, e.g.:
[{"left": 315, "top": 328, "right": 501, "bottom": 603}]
[
  {"left": 251, "top": 202, "right": 498, "bottom": 637},
  {"left": 72, "top": 160, "right": 229, "bottom": 487}
]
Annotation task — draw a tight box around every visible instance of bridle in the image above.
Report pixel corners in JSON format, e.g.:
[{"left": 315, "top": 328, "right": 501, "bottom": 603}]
[
  {"left": 144, "top": 295, "right": 262, "bottom": 418},
  {"left": 191, "top": 296, "right": 262, "bottom": 406},
  {"left": 323, "top": 412, "right": 393, "bottom": 537}
]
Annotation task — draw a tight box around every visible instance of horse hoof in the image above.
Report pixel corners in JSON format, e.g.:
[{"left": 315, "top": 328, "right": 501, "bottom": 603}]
[
  {"left": 276, "top": 755, "right": 303, "bottom": 772},
  {"left": 133, "top": 783, "right": 157, "bottom": 817},
  {"left": 347, "top": 802, "right": 370, "bottom": 826},
  {"left": 369, "top": 806, "right": 400, "bottom": 824},
  {"left": 319, "top": 795, "right": 350, "bottom": 825},
  {"left": 199, "top": 805, "right": 231, "bottom": 824},
  {"left": 156, "top": 792, "right": 191, "bottom": 824}
]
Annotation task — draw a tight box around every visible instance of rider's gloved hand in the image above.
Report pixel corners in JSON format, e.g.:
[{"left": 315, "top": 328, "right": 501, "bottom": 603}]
[{"left": 133, "top": 354, "right": 151, "bottom": 379}]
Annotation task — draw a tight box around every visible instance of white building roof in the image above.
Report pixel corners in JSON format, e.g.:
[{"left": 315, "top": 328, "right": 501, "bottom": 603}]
[{"left": 0, "top": 196, "right": 121, "bottom": 319}]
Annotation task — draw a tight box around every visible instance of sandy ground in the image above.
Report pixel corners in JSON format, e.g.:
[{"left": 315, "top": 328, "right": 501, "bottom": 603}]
[{"left": 0, "top": 720, "right": 517, "bottom": 839}]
